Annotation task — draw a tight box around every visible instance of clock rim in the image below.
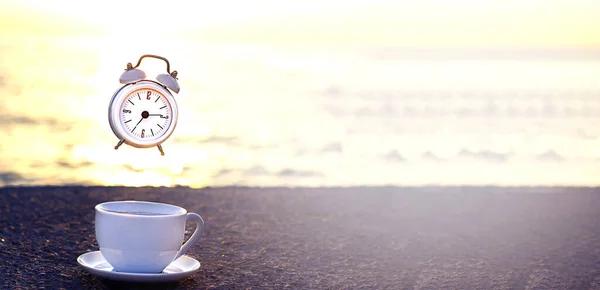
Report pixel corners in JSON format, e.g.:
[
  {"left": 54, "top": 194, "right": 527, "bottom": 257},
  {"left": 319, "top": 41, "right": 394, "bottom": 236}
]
[{"left": 108, "top": 80, "right": 178, "bottom": 148}]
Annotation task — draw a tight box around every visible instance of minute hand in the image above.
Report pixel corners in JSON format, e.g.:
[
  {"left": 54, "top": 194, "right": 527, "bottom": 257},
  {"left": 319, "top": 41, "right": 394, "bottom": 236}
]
[{"left": 131, "top": 117, "right": 144, "bottom": 132}]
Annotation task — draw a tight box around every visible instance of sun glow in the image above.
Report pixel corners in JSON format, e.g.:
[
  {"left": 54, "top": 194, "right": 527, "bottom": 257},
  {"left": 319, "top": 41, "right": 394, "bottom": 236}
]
[{"left": 3, "top": 0, "right": 600, "bottom": 47}]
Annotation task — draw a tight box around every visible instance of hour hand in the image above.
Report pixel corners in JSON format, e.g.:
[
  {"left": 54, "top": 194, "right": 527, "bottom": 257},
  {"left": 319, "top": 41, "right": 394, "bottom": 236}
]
[{"left": 148, "top": 114, "right": 168, "bottom": 119}]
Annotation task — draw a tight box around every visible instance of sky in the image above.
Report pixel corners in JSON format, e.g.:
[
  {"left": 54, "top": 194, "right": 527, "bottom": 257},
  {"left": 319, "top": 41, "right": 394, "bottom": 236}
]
[{"left": 0, "top": 0, "right": 599, "bottom": 187}]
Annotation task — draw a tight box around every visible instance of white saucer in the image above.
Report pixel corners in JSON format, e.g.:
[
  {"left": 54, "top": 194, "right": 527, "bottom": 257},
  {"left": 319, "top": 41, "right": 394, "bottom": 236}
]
[{"left": 77, "top": 251, "right": 200, "bottom": 283}]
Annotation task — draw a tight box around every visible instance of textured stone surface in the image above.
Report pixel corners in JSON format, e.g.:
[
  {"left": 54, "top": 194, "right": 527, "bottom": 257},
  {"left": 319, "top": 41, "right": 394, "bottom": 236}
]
[{"left": 1, "top": 186, "right": 599, "bottom": 289}]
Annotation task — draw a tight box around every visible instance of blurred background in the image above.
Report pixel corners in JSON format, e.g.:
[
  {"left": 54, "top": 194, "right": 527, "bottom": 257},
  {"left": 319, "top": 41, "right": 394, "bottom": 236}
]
[{"left": 0, "top": 0, "right": 599, "bottom": 187}]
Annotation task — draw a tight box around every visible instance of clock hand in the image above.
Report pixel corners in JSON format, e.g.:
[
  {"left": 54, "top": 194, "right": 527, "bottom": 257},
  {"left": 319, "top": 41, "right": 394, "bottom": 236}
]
[
  {"left": 148, "top": 114, "right": 169, "bottom": 119},
  {"left": 131, "top": 117, "right": 144, "bottom": 132}
]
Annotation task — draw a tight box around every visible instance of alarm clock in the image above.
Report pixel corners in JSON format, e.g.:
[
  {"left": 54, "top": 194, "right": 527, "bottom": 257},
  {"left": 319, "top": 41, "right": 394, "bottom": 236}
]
[{"left": 108, "top": 54, "right": 180, "bottom": 156}]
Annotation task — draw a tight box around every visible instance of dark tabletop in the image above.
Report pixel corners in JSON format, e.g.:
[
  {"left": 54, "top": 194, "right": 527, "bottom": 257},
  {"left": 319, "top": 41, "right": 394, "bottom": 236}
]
[{"left": 1, "top": 186, "right": 600, "bottom": 289}]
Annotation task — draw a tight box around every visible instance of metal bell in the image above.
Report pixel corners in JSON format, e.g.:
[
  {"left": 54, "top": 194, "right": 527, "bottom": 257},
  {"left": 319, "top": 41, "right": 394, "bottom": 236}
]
[
  {"left": 119, "top": 64, "right": 146, "bottom": 84},
  {"left": 156, "top": 71, "right": 180, "bottom": 93}
]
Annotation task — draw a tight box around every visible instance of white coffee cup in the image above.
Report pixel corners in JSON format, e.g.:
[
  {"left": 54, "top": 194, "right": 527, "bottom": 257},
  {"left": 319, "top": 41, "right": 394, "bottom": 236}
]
[{"left": 95, "top": 200, "right": 205, "bottom": 273}]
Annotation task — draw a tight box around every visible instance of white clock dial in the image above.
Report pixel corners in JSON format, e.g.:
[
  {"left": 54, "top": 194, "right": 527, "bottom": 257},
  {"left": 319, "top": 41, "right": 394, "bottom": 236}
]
[
  {"left": 119, "top": 89, "right": 172, "bottom": 141},
  {"left": 109, "top": 80, "right": 178, "bottom": 149}
]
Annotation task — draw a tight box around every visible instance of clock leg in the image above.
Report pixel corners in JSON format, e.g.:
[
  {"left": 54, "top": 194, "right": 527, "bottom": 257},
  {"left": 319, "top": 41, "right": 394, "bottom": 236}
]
[
  {"left": 157, "top": 144, "right": 165, "bottom": 156},
  {"left": 114, "top": 139, "right": 125, "bottom": 150}
]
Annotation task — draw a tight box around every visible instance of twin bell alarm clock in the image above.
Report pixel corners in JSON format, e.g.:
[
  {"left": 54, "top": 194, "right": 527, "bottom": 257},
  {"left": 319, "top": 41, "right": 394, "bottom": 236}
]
[{"left": 108, "top": 54, "right": 180, "bottom": 156}]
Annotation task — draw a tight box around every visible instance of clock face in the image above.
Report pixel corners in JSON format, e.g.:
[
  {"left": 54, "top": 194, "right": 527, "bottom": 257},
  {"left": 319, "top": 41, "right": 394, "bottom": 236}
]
[
  {"left": 108, "top": 80, "right": 178, "bottom": 148},
  {"left": 119, "top": 88, "right": 173, "bottom": 141}
]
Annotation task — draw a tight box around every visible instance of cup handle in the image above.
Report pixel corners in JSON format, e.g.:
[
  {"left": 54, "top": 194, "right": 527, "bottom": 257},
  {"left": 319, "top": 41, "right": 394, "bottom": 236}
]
[{"left": 174, "top": 213, "right": 205, "bottom": 260}]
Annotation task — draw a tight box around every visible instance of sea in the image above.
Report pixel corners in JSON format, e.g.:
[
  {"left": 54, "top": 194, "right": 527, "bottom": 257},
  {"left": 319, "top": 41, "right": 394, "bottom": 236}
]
[{"left": 0, "top": 38, "right": 599, "bottom": 187}]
